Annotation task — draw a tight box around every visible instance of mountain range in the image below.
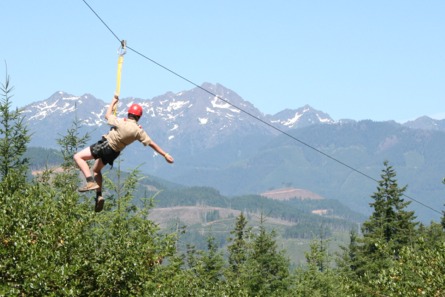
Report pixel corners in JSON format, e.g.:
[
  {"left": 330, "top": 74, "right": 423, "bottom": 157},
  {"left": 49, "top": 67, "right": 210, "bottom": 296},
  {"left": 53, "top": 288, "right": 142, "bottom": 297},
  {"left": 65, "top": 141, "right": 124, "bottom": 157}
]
[{"left": 21, "top": 82, "right": 445, "bottom": 222}]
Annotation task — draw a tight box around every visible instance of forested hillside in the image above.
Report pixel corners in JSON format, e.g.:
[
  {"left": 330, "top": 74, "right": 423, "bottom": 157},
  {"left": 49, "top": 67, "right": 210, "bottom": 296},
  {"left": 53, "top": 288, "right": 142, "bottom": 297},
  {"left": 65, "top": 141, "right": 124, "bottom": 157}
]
[
  {"left": 24, "top": 147, "right": 366, "bottom": 261},
  {"left": 2, "top": 76, "right": 445, "bottom": 296}
]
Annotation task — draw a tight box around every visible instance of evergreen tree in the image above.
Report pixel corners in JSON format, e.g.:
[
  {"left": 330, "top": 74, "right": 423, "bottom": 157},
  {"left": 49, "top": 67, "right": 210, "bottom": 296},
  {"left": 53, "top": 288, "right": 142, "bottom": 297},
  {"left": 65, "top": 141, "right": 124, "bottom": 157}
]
[
  {"left": 305, "top": 228, "right": 330, "bottom": 273},
  {"left": 442, "top": 179, "right": 445, "bottom": 229},
  {"left": 0, "top": 68, "right": 30, "bottom": 181},
  {"left": 177, "top": 236, "right": 228, "bottom": 295},
  {"left": 244, "top": 216, "right": 291, "bottom": 297},
  {"left": 227, "top": 212, "right": 250, "bottom": 274},
  {"left": 336, "top": 229, "right": 360, "bottom": 275},
  {"left": 294, "top": 236, "right": 346, "bottom": 297},
  {"left": 56, "top": 115, "right": 90, "bottom": 170},
  {"left": 441, "top": 200, "right": 445, "bottom": 229},
  {"left": 442, "top": 212, "right": 445, "bottom": 230},
  {"left": 358, "top": 161, "right": 418, "bottom": 275},
  {"left": 200, "top": 235, "right": 225, "bottom": 283},
  {"left": 50, "top": 118, "right": 91, "bottom": 194}
]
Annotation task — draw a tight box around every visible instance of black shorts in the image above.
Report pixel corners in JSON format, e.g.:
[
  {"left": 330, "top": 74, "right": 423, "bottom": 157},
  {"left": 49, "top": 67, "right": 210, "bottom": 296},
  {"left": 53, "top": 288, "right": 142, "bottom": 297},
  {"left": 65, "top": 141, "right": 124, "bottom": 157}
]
[{"left": 90, "top": 137, "right": 120, "bottom": 166}]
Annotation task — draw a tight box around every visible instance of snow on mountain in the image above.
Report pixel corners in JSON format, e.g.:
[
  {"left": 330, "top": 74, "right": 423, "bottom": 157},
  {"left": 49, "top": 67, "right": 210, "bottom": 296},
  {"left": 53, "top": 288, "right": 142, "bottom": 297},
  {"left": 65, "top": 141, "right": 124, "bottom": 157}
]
[
  {"left": 268, "top": 104, "right": 335, "bottom": 129},
  {"left": 22, "top": 83, "right": 336, "bottom": 149},
  {"left": 26, "top": 93, "right": 80, "bottom": 121},
  {"left": 23, "top": 92, "right": 107, "bottom": 127},
  {"left": 21, "top": 83, "right": 445, "bottom": 151}
]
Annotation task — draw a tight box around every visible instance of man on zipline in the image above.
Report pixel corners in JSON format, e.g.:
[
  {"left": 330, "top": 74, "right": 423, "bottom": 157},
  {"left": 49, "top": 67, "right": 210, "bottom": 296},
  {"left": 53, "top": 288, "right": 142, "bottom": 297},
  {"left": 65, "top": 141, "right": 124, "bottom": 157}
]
[{"left": 74, "top": 93, "right": 174, "bottom": 212}]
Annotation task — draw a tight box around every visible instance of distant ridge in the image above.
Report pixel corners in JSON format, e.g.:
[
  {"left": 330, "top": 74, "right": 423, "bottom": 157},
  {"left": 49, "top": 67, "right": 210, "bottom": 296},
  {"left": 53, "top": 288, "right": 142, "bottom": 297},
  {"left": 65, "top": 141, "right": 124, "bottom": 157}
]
[{"left": 261, "top": 188, "right": 324, "bottom": 200}]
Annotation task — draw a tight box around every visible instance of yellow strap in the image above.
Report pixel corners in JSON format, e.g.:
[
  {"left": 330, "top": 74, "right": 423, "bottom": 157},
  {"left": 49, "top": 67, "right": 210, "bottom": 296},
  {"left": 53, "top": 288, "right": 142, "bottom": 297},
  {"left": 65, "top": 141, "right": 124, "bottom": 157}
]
[
  {"left": 114, "top": 40, "right": 126, "bottom": 116},
  {"left": 114, "top": 55, "right": 124, "bottom": 115},
  {"left": 115, "top": 55, "right": 124, "bottom": 96}
]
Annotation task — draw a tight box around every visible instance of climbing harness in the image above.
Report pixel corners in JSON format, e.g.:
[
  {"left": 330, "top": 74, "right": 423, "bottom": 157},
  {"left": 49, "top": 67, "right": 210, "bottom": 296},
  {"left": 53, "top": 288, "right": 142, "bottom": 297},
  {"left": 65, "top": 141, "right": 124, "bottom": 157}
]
[{"left": 114, "top": 40, "right": 126, "bottom": 115}]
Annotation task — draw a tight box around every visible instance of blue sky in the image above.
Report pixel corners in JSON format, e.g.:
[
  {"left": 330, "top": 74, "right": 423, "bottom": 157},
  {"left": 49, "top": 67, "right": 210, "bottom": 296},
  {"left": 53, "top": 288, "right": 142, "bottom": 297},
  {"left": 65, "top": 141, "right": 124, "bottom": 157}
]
[{"left": 2, "top": 1, "right": 444, "bottom": 122}]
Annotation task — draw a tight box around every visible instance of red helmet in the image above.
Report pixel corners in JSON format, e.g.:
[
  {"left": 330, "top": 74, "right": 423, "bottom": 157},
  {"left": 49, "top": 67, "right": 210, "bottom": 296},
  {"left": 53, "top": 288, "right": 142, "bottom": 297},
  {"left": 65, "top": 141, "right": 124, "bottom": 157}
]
[{"left": 128, "top": 103, "right": 143, "bottom": 117}]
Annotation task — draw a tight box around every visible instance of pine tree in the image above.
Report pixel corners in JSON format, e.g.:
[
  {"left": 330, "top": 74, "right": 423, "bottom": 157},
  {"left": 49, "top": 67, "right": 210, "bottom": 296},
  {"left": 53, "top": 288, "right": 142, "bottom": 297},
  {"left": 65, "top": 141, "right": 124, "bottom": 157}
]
[
  {"left": 244, "top": 215, "right": 291, "bottom": 296},
  {"left": 56, "top": 115, "right": 90, "bottom": 170},
  {"left": 442, "top": 212, "right": 445, "bottom": 230},
  {"left": 358, "top": 161, "right": 418, "bottom": 275},
  {"left": 0, "top": 68, "right": 30, "bottom": 181},
  {"left": 441, "top": 203, "right": 445, "bottom": 230},
  {"left": 336, "top": 229, "right": 360, "bottom": 274},
  {"left": 200, "top": 235, "right": 225, "bottom": 283},
  {"left": 227, "top": 212, "right": 250, "bottom": 274},
  {"left": 50, "top": 117, "right": 91, "bottom": 193},
  {"left": 305, "top": 228, "right": 330, "bottom": 272},
  {"left": 294, "top": 235, "right": 346, "bottom": 296}
]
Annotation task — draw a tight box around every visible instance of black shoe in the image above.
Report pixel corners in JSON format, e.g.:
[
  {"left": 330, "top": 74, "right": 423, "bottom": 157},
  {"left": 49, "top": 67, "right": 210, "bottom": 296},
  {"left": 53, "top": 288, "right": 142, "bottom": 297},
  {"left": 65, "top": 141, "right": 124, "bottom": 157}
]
[{"left": 95, "top": 195, "right": 104, "bottom": 212}]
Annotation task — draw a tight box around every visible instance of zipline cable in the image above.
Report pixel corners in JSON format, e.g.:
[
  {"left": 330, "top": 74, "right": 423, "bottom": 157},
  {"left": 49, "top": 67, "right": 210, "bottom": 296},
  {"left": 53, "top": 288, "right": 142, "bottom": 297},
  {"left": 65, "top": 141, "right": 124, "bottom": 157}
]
[
  {"left": 81, "top": 0, "right": 121, "bottom": 43},
  {"left": 80, "top": 0, "right": 442, "bottom": 216}
]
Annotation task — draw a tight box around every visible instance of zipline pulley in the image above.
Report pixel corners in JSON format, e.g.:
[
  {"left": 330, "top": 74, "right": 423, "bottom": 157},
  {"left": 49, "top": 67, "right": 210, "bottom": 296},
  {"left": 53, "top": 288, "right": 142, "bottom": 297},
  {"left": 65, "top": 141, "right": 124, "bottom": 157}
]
[{"left": 117, "top": 40, "right": 127, "bottom": 56}]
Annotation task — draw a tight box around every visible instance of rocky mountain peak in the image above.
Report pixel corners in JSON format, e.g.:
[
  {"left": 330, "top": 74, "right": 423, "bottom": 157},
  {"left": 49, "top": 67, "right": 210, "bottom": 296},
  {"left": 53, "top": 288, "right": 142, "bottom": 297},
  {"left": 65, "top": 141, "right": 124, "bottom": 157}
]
[{"left": 268, "top": 104, "right": 335, "bottom": 129}]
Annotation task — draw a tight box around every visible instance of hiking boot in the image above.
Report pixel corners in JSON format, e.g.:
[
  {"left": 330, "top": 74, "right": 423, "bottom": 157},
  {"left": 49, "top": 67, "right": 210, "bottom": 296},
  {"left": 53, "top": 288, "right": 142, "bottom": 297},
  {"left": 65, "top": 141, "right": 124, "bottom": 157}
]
[
  {"left": 95, "top": 195, "right": 104, "bottom": 212},
  {"left": 78, "top": 181, "right": 100, "bottom": 192}
]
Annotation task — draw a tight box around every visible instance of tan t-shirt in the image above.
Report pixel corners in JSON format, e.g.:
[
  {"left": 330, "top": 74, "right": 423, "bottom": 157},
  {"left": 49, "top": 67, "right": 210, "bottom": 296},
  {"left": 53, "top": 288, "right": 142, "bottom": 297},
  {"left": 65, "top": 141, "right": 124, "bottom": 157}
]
[{"left": 104, "top": 115, "right": 152, "bottom": 152}]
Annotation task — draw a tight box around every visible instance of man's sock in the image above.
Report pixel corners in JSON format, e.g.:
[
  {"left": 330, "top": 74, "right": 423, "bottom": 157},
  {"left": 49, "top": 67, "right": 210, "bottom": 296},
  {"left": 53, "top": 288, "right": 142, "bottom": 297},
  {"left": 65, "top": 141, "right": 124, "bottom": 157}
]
[
  {"left": 96, "top": 191, "right": 102, "bottom": 197},
  {"left": 86, "top": 176, "right": 94, "bottom": 183}
]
